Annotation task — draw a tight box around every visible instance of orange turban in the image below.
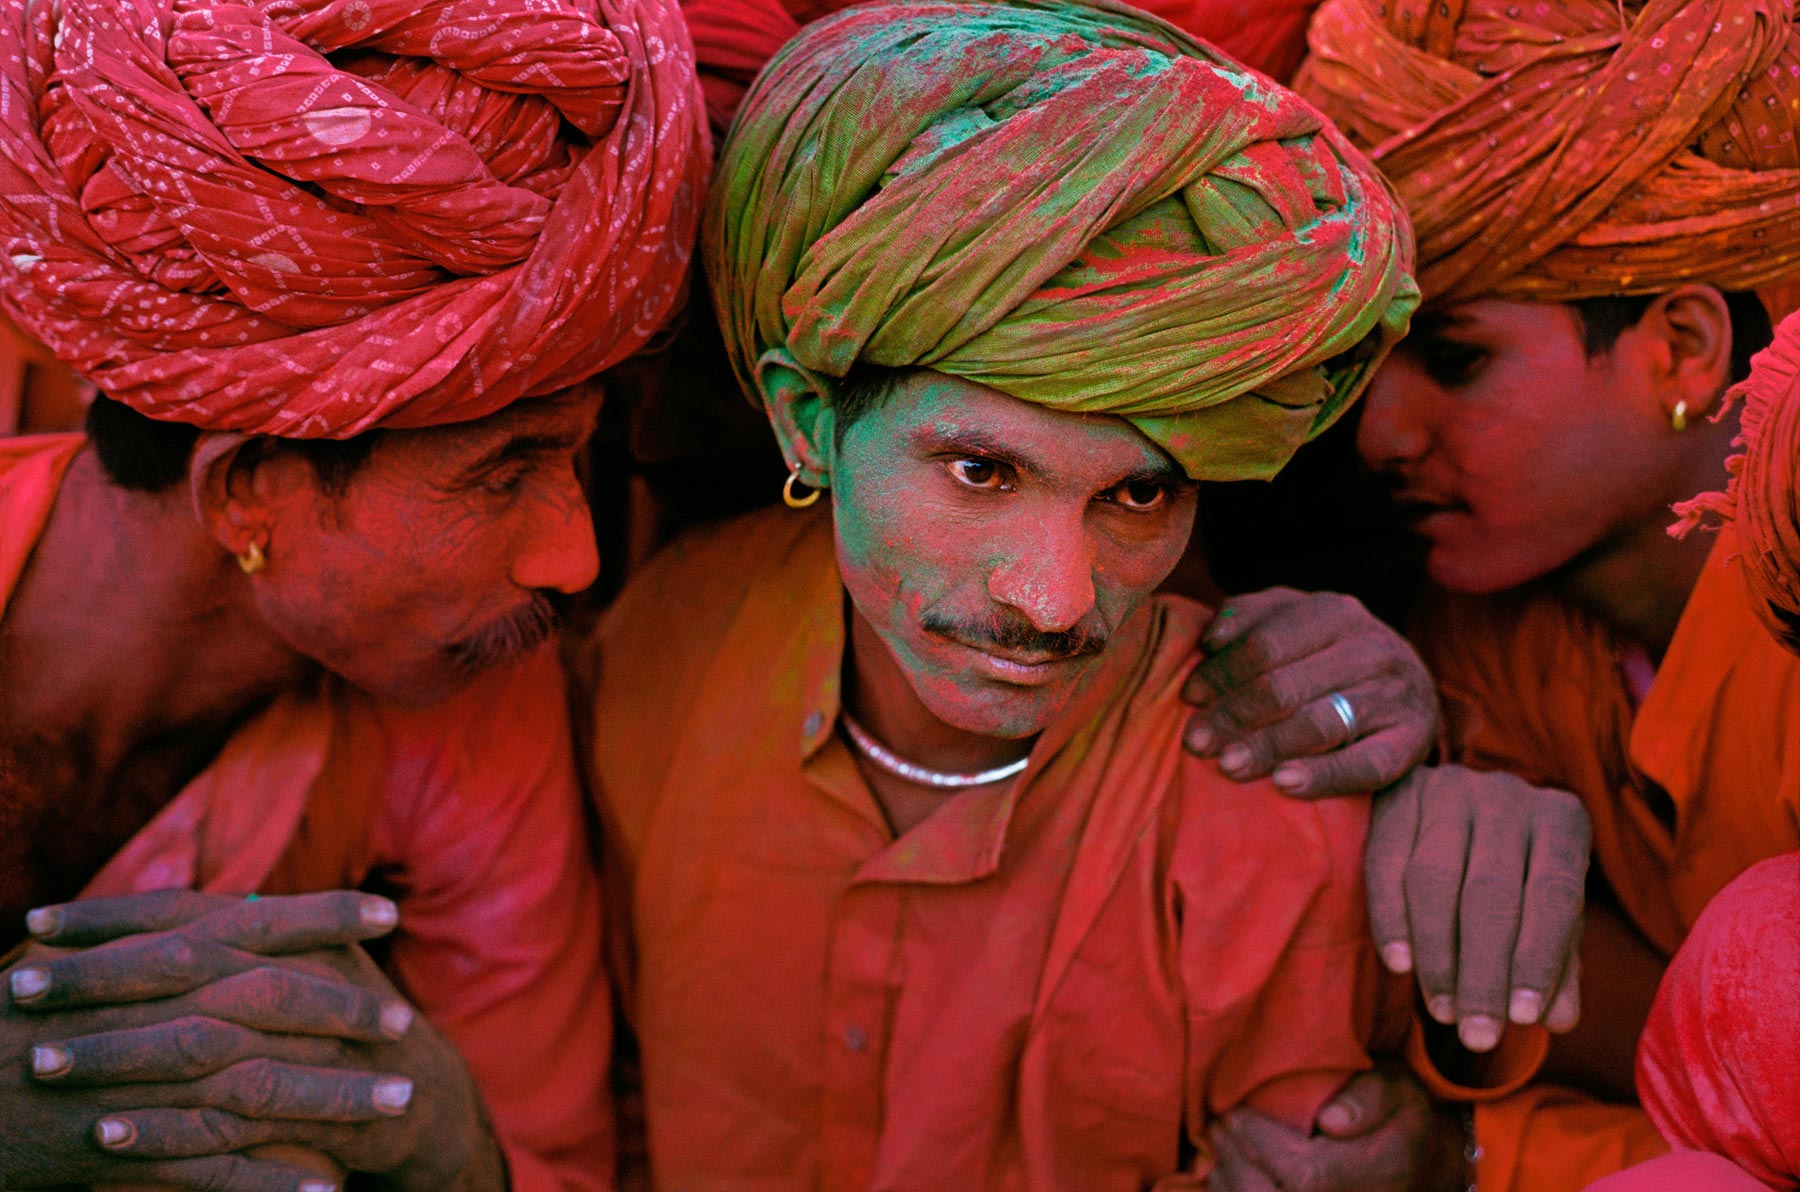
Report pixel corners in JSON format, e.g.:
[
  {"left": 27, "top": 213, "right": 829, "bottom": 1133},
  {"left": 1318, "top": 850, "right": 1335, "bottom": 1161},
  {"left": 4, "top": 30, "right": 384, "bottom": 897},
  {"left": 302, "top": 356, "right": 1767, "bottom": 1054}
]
[
  {"left": 1295, "top": 0, "right": 1800, "bottom": 305},
  {"left": 1674, "top": 310, "right": 1800, "bottom": 654},
  {"left": 0, "top": 0, "right": 707, "bottom": 437}
]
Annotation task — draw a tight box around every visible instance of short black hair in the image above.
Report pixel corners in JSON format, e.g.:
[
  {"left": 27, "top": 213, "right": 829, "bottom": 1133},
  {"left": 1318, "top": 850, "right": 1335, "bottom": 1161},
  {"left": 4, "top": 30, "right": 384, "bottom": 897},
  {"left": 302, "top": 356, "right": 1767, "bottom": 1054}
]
[
  {"left": 1571, "top": 290, "right": 1772, "bottom": 384},
  {"left": 830, "top": 364, "right": 909, "bottom": 438},
  {"left": 86, "top": 393, "right": 382, "bottom": 496}
]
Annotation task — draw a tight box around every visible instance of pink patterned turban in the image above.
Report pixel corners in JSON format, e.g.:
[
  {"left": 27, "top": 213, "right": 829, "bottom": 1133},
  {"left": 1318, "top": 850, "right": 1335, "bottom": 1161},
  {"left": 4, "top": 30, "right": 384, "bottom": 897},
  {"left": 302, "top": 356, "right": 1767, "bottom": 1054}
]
[{"left": 0, "top": 0, "right": 707, "bottom": 437}]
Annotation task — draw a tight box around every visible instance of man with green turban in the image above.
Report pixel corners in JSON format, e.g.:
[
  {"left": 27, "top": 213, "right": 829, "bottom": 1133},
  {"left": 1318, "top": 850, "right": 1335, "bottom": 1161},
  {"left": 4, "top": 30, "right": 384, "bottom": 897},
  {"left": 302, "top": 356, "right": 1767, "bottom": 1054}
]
[{"left": 570, "top": 2, "right": 1544, "bottom": 1186}]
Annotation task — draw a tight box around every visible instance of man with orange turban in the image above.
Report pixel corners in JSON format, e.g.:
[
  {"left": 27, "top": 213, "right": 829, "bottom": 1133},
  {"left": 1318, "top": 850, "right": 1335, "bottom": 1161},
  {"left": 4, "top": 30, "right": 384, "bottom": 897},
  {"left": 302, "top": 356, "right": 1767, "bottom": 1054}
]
[
  {"left": 1251, "top": 3, "right": 1800, "bottom": 1190},
  {"left": 0, "top": 0, "right": 704, "bottom": 1186},
  {"left": 571, "top": 4, "right": 1576, "bottom": 1188}
]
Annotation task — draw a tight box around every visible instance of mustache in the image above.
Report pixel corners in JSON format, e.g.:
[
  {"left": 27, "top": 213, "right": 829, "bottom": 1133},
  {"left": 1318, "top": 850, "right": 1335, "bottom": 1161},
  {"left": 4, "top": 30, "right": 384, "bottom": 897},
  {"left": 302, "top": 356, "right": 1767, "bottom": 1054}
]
[
  {"left": 448, "top": 592, "right": 564, "bottom": 673},
  {"left": 919, "top": 607, "right": 1108, "bottom": 661}
]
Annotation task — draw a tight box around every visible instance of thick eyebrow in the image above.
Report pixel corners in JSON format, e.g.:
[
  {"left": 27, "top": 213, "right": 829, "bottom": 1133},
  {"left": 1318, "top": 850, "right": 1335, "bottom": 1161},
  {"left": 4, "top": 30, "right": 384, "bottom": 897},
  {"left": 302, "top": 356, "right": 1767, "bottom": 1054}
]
[
  {"left": 1410, "top": 307, "right": 1479, "bottom": 339},
  {"left": 452, "top": 430, "right": 586, "bottom": 485}
]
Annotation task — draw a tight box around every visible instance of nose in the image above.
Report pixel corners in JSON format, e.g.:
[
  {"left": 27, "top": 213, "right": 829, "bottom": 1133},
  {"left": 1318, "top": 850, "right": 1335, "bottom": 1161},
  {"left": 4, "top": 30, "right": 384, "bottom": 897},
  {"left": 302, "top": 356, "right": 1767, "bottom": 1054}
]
[
  {"left": 510, "top": 474, "right": 601, "bottom": 595},
  {"left": 986, "top": 518, "right": 1096, "bottom": 634},
  {"left": 1356, "top": 356, "right": 1434, "bottom": 474}
]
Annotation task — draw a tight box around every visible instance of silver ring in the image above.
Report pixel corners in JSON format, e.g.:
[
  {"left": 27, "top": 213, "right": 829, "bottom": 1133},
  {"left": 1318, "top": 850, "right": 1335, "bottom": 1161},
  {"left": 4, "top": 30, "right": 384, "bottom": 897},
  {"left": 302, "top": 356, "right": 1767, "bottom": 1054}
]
[{"left": 1328, "top": 691, "right": 1358, "bottom": 743}]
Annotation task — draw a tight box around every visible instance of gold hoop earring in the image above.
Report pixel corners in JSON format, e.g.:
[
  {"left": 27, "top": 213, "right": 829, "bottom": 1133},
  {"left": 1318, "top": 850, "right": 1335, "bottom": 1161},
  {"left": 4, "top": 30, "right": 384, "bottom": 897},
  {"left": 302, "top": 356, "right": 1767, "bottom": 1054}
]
[
  {"left": 1671, "top": 401, "right": 1689, "bottom": 433},
  {"left": 237, "top": 539, "right": 266, "bottom": 575},
  {"left": 782, "top": 469, "right": 822, "bottom": 509}
]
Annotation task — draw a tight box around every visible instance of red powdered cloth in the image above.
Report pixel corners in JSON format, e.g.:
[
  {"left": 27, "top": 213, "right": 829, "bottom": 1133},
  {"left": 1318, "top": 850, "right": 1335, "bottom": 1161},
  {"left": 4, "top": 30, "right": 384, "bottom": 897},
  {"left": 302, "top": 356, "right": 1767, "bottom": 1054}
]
[
  {"left": 0, "top": 0, "right": 707, "bottom": 436},
  {"left": 1674, "top": 311, "right": 1800, "bottom": 655},
  {"left": 1295, "top": 0, "right": 1800, "bottom": 306},
  {"left": 1635, "top": 853, "right": 1800, "bottom": 1190},
  {"left": 1584, "top": 1151, "right": 1774, "bottom": 1192}
]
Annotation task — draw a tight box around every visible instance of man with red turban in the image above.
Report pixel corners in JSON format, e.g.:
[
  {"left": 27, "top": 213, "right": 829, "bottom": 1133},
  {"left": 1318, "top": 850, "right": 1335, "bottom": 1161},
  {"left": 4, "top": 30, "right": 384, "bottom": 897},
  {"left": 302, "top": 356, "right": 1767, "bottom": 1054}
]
[
  {"left": 0, "top": 0, "right": 705, "bottom": 1186},
  {"left": 1254, "top": 2, "right": 1800, "bottom": 1189}
]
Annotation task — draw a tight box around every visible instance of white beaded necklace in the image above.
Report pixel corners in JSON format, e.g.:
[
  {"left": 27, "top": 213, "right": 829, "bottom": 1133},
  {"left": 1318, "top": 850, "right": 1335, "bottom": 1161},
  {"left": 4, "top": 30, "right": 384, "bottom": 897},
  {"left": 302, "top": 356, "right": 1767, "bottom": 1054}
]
[{"left": 840, "top": 712, "right": 1030, "bottom": 789}]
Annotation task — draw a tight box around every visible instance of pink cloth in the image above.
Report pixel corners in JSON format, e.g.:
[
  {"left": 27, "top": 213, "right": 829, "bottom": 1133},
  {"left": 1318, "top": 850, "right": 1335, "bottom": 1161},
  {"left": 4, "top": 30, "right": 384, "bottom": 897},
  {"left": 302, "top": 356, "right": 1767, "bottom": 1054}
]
[
  {"left": 1585, "top": 1151, "right": 1775, "bottom": 1192},
  {"left": 1637, "top": 854, "right": 1800, "bottom": 1190},
  {"left": 0, "top": 0, "right": 706, "bottom": 436}
]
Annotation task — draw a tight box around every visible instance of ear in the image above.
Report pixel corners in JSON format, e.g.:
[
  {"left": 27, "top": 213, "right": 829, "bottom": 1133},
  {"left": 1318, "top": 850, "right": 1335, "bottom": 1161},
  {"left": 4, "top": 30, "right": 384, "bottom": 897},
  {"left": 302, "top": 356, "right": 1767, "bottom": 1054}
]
[
  {"left": 188, "top": 432, "right": 270, "bottom": 560},
  {"left": 1640, "top": 286, "right": 1734, "bottom": 422},
  {"left": 755, "top": 348, "right": 839, "bottom": 485}
]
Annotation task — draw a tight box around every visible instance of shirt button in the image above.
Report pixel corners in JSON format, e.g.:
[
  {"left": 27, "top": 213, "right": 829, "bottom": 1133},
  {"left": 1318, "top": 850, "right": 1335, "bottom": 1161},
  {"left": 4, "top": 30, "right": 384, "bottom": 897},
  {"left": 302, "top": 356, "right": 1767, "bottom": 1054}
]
[
  {"left": 804, "top": 711, "right": 825, "bottom": 738},
  {"left": 842, "top": 1025, "right": 868, "bottom": 1053}
]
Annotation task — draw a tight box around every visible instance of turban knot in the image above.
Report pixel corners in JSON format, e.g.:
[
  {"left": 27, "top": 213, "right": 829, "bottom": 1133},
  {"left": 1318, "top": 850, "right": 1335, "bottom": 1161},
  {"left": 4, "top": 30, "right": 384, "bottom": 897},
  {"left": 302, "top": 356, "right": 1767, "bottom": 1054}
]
[
  {"left": 1297, "top": 0, "right": 1800, "bottom": 304},
  {"left": 1673, "top": 310, "right": 1800, "bottom": 654},
  {"left": 704, "top": 0, "right": 1417, "bottom": 481},
  {"left": 0, "top": 0, "right": 708, "bottom": 436}
]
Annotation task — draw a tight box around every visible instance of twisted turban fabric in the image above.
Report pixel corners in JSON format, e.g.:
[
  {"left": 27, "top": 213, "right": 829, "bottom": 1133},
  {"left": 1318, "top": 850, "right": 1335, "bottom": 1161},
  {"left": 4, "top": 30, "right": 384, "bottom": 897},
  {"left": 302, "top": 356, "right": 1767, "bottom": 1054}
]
[
  {"left": 0, "top": 0, "right": 707, "bottom": 437},
  {"left": 1296, "top": 0, "right": 1800, "bottom": 305},
  {"left": 1636, "top": 853, "right": 1800, "bottom": 1188},
  {"left": 1673, "top": 311, "right": 1800, "bottom": 654},
  {"left": 705, "top": 0, "right": 1417, "bottom": 481}
]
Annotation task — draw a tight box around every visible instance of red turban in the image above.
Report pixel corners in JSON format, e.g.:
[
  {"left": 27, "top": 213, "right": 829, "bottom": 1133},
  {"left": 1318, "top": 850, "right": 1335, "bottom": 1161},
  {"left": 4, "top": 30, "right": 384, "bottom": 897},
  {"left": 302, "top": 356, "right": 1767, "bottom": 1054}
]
[
  {"left": 1673, "top": 311, "right": 1800, "bottom": 654},
  {"left": 0, "top": 0, "right": 707, "bottom": 437},
  {"left": 1636, "top": 853, "right": 1800, "bottom": 1189},
  {"left": 1295, "top": 0, "right": 1800, "bottom": 305}
]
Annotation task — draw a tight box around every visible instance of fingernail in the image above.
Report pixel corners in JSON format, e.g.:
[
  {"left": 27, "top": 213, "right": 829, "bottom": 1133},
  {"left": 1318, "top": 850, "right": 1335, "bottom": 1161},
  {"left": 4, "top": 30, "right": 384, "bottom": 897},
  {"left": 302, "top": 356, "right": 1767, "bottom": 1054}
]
[
  {"left": 360, "top": 896, "right": 399, "bottom": 931},
  {"left": 9, "top": 966, "right": 49, "bottom": 1003},
  {"left": 301, "top": 1182, "right": 337, "bottom": 1192},
  {"left": 95, "top": 1117, "right": 135, "bottom": 1148},
  {"left": 31, "top": 1044, "right": 72, "bottom": 1078},
  {"left": 24, "top": 906, "right": 62, "bottom": 938},
  {"left": 379, "top": 1000, "right": 415, "bottom": 1039},
  {"left": 1427, "top": 995, "right": 1455, "bottom": 1024},
  {"left": 1318, "top": 1102, "right": 1356, "bottom": 1133},
  {"left": 1380, "top": 942, "right": 1413, "bottom": 973},
  {"left": 1509, "top": 989, "right": 1544, "bottom": 1025},
  {"left": 372, "top": 1076, "right": 414, "bottom": 1115},
  {"left": 1460, "top": 1015, "right": 1502, "bottom": 1053},
  {"left": 1187, "top": 726, "right": 1215, "bottom": 755},
  {"left": 1272, "top": 763, "right": 1306, "bottom": 793},
  {"left": 1220, "top": 744, "right": 1251, "bottom": 775}
]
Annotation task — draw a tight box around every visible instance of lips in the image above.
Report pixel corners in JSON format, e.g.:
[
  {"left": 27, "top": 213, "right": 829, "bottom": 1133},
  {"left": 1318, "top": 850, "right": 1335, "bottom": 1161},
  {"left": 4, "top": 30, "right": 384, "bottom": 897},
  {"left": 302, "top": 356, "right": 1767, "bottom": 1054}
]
[{"left": 933, "top": 634, "right": 1091, "bottom": 688}]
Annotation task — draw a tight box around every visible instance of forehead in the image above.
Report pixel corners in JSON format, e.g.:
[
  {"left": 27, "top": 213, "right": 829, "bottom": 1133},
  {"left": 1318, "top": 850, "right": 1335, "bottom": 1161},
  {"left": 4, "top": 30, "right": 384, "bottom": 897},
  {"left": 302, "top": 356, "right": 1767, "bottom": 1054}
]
[
  {"left": 391, "top": 385, "right": 603, "bottom": 457},
  {"left": 1406, "top": 298, "right": 1585, "bottom": 342},
  {"left": 861, "top": 370, "right": 1176, "bottom": 476}
]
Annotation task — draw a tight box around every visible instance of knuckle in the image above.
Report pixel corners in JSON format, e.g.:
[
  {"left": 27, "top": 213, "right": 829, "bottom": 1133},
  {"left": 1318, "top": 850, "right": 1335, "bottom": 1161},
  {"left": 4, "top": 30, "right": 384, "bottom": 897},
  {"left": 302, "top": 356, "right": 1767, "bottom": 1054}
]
[
  {"left": 195, "top": 1107, "right": 245, "bottom": 1152},
  {"left": 169, "top": 1016, "right": 221, "bottom": 1072},
  {"left": 151, "top": 934, "right": 202, "bottom": 982},
  {"left": 229, "top": 1057, "right": 286, "bottom": 1116}
]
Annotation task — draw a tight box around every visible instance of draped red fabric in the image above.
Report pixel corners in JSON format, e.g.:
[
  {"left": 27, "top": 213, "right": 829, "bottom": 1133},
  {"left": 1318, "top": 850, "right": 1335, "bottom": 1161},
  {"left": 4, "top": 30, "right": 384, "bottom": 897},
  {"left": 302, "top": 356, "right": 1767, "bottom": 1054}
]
[
  {"left": 1635, "top": 854, "right": 1800, "bottom": 1189},
  {"left": 1674, "top": 310, "right": 1800, "bottom": 655},
  {"left": 0, "top": 0, "right": 707, "bottom": 436}
]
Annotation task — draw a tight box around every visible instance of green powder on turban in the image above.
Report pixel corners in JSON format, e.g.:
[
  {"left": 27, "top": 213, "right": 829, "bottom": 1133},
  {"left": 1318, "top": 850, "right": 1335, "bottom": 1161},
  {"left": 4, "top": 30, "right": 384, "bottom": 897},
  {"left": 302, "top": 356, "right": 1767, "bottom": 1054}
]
[{"left": 705, "top": 0, "right": 1419, "bottom": 481}]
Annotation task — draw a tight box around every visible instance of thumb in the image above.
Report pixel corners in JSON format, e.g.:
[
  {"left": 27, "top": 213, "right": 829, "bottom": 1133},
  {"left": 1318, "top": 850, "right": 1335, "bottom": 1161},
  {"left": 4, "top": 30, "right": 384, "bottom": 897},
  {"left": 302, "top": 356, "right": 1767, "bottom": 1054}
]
[{"left": 1315, "top": 1069, "right": 1402, "bottom": 1139}]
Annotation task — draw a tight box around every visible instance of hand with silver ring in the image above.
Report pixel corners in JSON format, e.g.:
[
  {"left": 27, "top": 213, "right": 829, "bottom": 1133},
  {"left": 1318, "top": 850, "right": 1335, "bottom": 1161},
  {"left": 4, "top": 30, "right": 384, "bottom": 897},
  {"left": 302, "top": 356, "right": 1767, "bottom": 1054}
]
[{"left": 1182, "top": 587, "right": 1440, "bottom": 797}]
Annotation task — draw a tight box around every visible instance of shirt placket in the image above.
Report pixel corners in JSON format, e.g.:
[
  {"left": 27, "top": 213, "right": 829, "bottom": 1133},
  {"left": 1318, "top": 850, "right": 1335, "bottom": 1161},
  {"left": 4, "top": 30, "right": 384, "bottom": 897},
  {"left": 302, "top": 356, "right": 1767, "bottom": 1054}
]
[{"left": 820, "top": 880, "right": 902, "bottom": 1192}]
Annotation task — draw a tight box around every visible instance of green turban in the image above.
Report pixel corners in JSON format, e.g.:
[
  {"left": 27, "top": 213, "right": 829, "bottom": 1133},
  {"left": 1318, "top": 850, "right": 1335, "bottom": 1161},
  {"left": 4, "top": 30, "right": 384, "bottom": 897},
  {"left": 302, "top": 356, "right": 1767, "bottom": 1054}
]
[{"left": 703, "top": 0, "right": 1419, "bottom": 481}]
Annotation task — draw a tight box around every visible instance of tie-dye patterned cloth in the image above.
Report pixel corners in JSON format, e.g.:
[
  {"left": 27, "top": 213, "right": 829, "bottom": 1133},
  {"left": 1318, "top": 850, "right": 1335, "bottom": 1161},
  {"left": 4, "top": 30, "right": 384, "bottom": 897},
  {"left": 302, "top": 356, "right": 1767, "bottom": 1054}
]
[
  {"left": 1296, "top": 0, "right": 1800, "bottom": 306},
  {"left": 705, "top": 0, "right": 1417, "bottom": 482},
  {"left": 0, "top": 0, "right": 707, "bottom": 436}
]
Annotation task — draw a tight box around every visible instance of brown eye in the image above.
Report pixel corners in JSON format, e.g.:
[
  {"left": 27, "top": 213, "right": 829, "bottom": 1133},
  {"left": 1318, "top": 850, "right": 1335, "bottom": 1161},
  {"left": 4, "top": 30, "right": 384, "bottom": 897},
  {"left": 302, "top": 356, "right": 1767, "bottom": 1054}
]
[
  {"left": 1108, "top": 480, "right": 1168, "bottom": 511},
  {"left": 949, "top": 458, "right": 1007, "bottom": 489}
]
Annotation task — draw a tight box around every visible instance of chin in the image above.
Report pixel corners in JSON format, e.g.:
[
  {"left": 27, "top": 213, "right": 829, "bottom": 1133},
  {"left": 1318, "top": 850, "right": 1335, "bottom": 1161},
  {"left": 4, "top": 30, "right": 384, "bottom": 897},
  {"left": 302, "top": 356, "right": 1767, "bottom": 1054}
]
[
  {"left": 1425, "top": 542, "right": 1558, "bottom": 596},
  {"left": 915, "top": 673, "right": 1076, "bottom": 741}
]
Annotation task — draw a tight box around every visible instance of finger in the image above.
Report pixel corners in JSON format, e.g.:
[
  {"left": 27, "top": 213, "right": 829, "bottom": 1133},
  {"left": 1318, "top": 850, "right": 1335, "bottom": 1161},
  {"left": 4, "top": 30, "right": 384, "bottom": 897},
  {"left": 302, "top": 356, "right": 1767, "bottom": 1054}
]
[
  {"left": 30, "top": 1015, "right": 354, "bottom": 1085},
  {"left": 1208, "top": 1124, "right": 1284, "bottom": 1192},
  {"left": 1218, "top": 683, "right": 1380, "bottom": 783},
  {"left": 1202, "top": 637, "right": 1401, "bottom": 753},
  {"left": 1365, "top": 773, "right": 1424, "bottom": 975},
  {"left": 1315, "top": 1069, "right": 1406, "bottom": 1139},
  {"left": 189, "top": 967, "right": 415, "bottom": 1043},
  {"left": 1543, "top": 940, "right": 1582, "bottom": 1033},
  {"left": 9, "top": 932, "right": 252, "bottom": 1009},
  {"left": 1404, "top": 793, "right": 1471, "bottom": 1023},
  {"left": 1202, "top": 588, "right": 1313, "bottom": 650},
  {"left": 170, "top": 1059, "right": 413, "bottom": 1122},
  {"left": 1272, "top": 724, "right": 1432, "bottom": 799},
  {"left": 1506, "top": 798, "right": 1591, "bottom": 1024},
  {"left": 1454, "top": 817, "right": 1530, "bottom": 1053},
  {"left": 25, "top": 890, "right": 228, "bottom": 946},
  {"left": 1219, "top": 1110, "right": 1329, "bottom": 1192},
  {"left": 96, "top": 1135, "right": 338, "bottom": 1192},
  {"left": 188, "top": 893, "right": 399, "bottom": 956}
]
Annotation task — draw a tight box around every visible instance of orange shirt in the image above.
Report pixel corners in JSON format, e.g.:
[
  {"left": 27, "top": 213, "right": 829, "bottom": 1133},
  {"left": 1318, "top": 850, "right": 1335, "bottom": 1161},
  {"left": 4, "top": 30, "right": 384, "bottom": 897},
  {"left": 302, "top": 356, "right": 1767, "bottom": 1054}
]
[
  {"left": 0, "top": 435, "right": 615, "bottom": 1192},
  {"left": 575, "top": 504, "right": 1384, "bottom": 1192},
  {"left": 1416, "top": 526, "right": 1800, "bottom": 1192}
]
